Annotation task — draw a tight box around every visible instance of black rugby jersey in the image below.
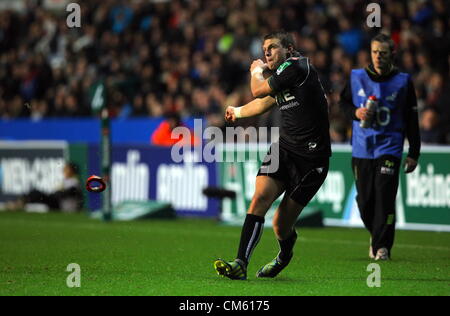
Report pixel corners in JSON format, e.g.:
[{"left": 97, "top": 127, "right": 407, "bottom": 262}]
[{"left": 268, "top": 56, "right": 331, "bottom": 157}]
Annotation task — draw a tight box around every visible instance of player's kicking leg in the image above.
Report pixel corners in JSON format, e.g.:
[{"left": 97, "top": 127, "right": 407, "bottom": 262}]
[
  {"left": 257, "top": 161, "right": 328, "bottom": 278},
  {"left": 256, "top": 195, "right": 302, "bottom": 278},
  {"left": 214, "top": 175, "right": 285, "bottom": 280}
]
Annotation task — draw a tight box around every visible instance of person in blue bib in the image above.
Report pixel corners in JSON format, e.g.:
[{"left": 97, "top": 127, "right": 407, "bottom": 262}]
[{"left": 339, "top": 33, "right": 421, "bottom": 261}]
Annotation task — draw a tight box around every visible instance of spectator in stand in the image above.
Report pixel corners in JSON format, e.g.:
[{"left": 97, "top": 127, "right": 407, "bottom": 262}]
[
  {"left": 420, "top": 107, "right": 445, "bottom": 144},
  {"left": 151, "top": 112, "right": 199, "bottom": 147}
]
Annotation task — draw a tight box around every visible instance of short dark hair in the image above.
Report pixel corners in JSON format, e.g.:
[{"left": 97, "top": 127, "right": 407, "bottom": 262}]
[
  {"left": 371, "top": 33, "right": 396, "bottom": 54},
  {"left": 264, "top": 31, "right": 301, "bottom": 57},
  {"left": 264, "top": 31, "right": 296, "bottom": 49}
]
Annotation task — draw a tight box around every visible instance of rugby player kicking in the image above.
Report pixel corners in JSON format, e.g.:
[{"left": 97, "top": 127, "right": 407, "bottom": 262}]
[{"left": 214, "top": 31, "right": 331, "bottom": 280}]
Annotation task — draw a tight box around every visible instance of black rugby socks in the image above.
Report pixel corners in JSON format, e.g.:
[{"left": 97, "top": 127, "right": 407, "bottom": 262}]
[
  {"left": 278, "top": 229, "right": 298, "bottom": 262},
  {"left": 236, "top": 214, "right": 265, "bottom": 267}
]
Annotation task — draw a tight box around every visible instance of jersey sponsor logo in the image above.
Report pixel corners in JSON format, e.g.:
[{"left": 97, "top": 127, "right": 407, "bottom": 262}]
[
  {"left": 308, "top": 142, "right": 318, "bottom": 151},
  {"left": 279, "top": 101, "right": 300, "bottom": 111},
  {"left": 386, "top": 92, "right": 398, "bottom": 102},
  {"left": 276, "top": 90, "right": 299, "bottom": 110},
  {"left": 276, "top": 90, "right": 295, "bottom": 102},
  {"left": 276, "top": 61, "right": 291, "bottom": 75}
]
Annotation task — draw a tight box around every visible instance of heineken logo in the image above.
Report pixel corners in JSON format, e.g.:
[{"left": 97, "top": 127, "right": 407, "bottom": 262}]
[
  {"left": 277, "top": 61, "right": 291, "bottom": 75},
  {"left": 406, "top": 164, "right": 450, "bottom": 208}
]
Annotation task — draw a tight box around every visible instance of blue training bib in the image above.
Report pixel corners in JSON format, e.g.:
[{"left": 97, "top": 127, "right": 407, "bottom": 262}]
[{"left": 350, "top": 69, "right": 410, "bottom": 159}]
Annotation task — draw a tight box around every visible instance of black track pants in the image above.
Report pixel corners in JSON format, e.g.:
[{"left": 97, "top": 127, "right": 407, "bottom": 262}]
[{"left": 352, "top": 155, "right": 400, "bottom": 257}]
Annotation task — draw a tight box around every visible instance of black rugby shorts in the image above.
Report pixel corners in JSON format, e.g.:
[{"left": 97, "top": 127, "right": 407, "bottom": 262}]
[{"left": 257, "top": 143, "right": 329, "bottom": 206}]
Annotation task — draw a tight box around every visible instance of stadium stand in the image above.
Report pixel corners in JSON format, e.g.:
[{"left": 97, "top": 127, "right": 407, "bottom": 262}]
[{"left": 0, "top": 0, "right": 449, "bottom": 144}]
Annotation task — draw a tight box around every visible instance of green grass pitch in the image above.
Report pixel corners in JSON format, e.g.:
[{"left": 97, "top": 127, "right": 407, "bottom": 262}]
[{"left": 0, "top": 212, "right": 449, "bottom": 296}]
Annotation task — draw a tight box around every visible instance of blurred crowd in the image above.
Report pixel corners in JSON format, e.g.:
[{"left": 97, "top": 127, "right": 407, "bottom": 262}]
[{"left": 0, "top": 0, "right": 449, "bottom": 144}]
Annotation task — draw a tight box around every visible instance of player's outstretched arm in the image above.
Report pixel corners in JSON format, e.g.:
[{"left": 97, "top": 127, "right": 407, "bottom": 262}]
[{"left": 225, "top": 96, "right": 276, "bottom": 123}]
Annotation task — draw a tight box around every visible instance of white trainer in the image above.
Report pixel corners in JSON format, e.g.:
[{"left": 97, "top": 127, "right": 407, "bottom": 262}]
[{"left": 375, "top": 247, "right": 390, "bottom": 261}]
